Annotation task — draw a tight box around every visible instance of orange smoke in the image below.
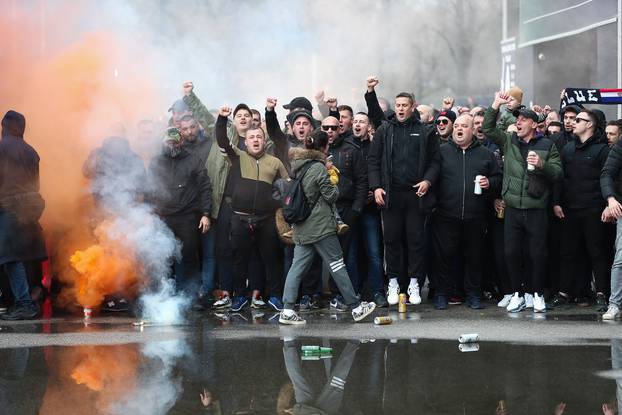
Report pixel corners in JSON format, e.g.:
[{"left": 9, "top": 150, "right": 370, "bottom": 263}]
[
  {"left": 65, "top": 221, "right": 144, "bottom": 308},
  {"left": 40, "top": 344, "right": 141, "bottom": 414},
  {"left": 0, "top": 3, "right": 169, "bottom": 309}
]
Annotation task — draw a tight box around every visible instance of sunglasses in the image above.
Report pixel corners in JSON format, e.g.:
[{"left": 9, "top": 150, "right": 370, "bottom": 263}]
[
  {"left": 574, "top": 117, "right": 590, "bottom": 124},
  {"left": 435, "top": 119, "right": 450, "bottom": 125},
  {"left": 322, "top": 125, "right": 339, "bottom": 131}
]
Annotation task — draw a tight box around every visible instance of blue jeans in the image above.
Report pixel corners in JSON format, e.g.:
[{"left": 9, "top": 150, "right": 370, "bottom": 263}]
[
  {"left": 346, "top": 211, "right": 384, "bottom": 295},
  {"left": 201, "top": 230, "right": 216, "bottom": 297},
  {"left": 609, "top": 220, "right": 622, "bottom": 307},
  {"left": 4, "top": 262, "right": 34, "bottom": 307}
]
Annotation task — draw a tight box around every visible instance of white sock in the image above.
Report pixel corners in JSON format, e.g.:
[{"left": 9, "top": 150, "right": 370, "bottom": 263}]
[
  {"left": 282, "top": 308, "right": 295, "bottom": 317},
  {"left": 409, "top": 278, "right": 418, "bottom": 287},
  {"left": 389, "top": 278, "right": 398, "bottom": 287}
]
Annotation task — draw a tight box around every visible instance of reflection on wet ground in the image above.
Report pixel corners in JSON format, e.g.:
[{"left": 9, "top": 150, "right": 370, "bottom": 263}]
[{"left": 2, "top": 324, "right": 622, "bottom": 414}]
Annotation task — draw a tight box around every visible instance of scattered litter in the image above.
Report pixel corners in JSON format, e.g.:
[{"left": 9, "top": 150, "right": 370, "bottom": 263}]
[
  {"left": 374, "top": 316, "right": 392, "bottom": 325},
  {"left": 459, "top": 343, "right": 480, "bottom": 353},
  {"left": 458, "top": 333, "right": 479, "bottom": 343}
]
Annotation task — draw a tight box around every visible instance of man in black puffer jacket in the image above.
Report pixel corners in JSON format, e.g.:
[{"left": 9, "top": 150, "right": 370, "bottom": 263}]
[
  {"left": 322, "top": 115, "right": 368, "bottom": 307},
  {"left": 432, "top": 114, "right": 502, "bottom": 310},
  {"left": 149, "top": 127, "right": 212, "bottom": 294},
  {"left": 368, "top": 92, "right": 440, "bottom": 306},
  {"left": 550, "top": 110, "right": 611, "bottom": 310}
]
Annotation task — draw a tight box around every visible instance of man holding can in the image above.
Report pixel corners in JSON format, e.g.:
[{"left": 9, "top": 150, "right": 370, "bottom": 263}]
[
  {"left": 482, "top": 91, "right": 562, "bottom": 313},
  {"left": 431, "top": 114, "right": 502, "bottom": 310}
]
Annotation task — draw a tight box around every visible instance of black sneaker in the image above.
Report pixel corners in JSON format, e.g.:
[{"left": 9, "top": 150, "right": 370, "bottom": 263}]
[
  {"left": 192, "top": 295, "right": 215, "bottom": 311},
  {"left": 310, "top": 294, "right": 322, "bottom": 310},
  {"left": 299, "top": 295, "right": 312, "bottom": 313},
  {"left": 595, "top": 293, "right": 608, "bottom": 312},
  {"left": 434, "top": 295, "right": 448, "bottom": 310},
  {"left": 329, "top": 296, "right": 348, "bottom": 312},
  {"left": 0, "top": 304, "right": 40, "bottom": 320},
  {"left": 373, "top": 292, "right": 389, "bottom": 308},
  {"left": 466, "top": 296, "right": 485, "bottom": 310},
  {"left": 101, "top": 297, "right": 130, "bottom": 312},
  {"left": 576, "top": 296, "right": 590, "bottom": 307},
  {"left": 547, "top": 293, "right": 570, "bottom": 308}
]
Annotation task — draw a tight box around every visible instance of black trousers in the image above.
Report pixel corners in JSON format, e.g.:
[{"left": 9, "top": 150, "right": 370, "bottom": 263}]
[
  {"left": 432, "top": 214, "right": 486, "bottom": 297},
  {"left": 330, "top": 203, "right": 359, "bottom": 296},
  {"left": 504, "top": 207, "right": 548, "bottom": 295},
  {"left": 231, "top": 213, "right": 283, "bottom": 297},
  {"left": 559, "top": 212, "right": 611, "bottom": 296},
  {"left": 381, "top": 190, "right": 426, "bottom": 283},
  {"left": 163, "top": 212, "right": 200, "bottom": 292},
  {"left": 490, "top": 215, "right": 511, "bottom": 294}
]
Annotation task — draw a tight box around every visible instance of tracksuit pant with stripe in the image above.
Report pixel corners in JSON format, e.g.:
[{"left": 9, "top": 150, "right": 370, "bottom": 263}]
[{"left": 283, "top": 234, "right": 360, "bottom": 310}]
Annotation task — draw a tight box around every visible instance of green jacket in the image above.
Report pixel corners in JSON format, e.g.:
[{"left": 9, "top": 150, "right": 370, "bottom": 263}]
[
  {"left": 185, "top": 92, "right": 237, "bottom": 219},
  {"left": 496, "top": 107, "right": 516, "bottom": 132},
  {"left": 482, "top": 107, "right": 562, "bottom": 209},
  {"left": 289, "top": 147, "right": 338, "bottom": 245}
]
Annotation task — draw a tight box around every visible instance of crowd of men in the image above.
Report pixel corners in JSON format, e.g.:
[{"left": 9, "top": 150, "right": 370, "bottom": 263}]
[{"left": 2, "top": 77, "right": 622, "bottom": 322}]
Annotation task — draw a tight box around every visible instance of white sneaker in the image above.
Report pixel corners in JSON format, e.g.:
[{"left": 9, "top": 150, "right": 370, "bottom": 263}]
[
  {"left": 387, "top": 283, "right": 399, "bottom": 305},
  {"left": 533, "top": 293, "right": 546, "bottom": 313},
  {"left": 506, "top": 292, "right": 525, "bottom": 313},
  {"left": 352, "top": 302, "right": 376, "bottom": 322},
  {"left": 251, "top": 296, "right": 266, "bottom": 309},
  {"left": 497, "top": 294, "right": 513, "bottom": 308},
  {"left": 524, "top": 293, "right": 534, "bottom": 309},
  {"left": 407, "top": 283, "right": 421, "bottom": 305},
  {"left": 603, "top": 304, "right": 621, "bottom": 320}
]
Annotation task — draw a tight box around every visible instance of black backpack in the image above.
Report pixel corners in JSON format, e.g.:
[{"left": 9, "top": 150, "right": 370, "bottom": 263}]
[{"left": 282, "top": 161, "right": 321, "bottom": 224}]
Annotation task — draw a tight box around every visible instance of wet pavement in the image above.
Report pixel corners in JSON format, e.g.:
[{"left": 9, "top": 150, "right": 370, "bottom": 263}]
[{"left": 1, "top": 303, "right": 622, "bottom": 414}]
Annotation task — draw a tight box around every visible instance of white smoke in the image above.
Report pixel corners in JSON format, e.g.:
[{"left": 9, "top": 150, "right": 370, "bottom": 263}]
[{"left": 110, "top": 339, "right": 188, "bottom": 415}]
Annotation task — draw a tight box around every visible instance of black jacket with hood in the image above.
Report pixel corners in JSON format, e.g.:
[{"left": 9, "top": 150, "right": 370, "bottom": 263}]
[
  {"left": 328, "top": 131, "right": 368, "bottom": 213},
  {"left": 148, "top": 143, "right": 212, "bottom": 217}
]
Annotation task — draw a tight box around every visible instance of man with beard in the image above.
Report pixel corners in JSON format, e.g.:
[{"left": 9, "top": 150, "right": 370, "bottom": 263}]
[
  {"left": 321, "top": 115, "right": 368, "bottom": 310},
  {"left": 215, "top": 106, "right": 288, "bottom": 312},
  {"left": 432, "top": 114, "right": 502, "bottom": 310},
  {"left": 606, "top": 120, "right": 622, "bottom": 147},
  {"left": 148, "top": 127, "right": 212, "bottom": 295},
  {"left": 368, "top": 92, "right": 440, "bottom": 306},
  {"left": 549, "top": 110, "right": 611, "bottom": 311},
  {"left": 0, "top": 111, "right": 46, "bottom": 320},
  {"left": 483, "top": 92, "right": 562, "bottom": 313},
  {"left": 434, "top": 110, "right": 456, "bottom": 144},
  {"left": 473, "top": 110, "right": 500, "bottom": 157},
  {"left": 347, "top": 112, "right": 387, "bottom": 307}
]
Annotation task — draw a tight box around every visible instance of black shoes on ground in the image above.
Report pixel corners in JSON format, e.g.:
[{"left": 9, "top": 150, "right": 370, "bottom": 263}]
[{"left": 0, "top": 303, "right": 40, "bottom": 321}]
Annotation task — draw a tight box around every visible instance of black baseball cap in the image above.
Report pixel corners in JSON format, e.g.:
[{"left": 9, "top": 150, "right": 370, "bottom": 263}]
[
  {"left": 233, "top": 103, "right": 252, "bottom": 117},
  {"left": 512, "top": 108, "right": 539, "bottom": 122},
  {"left": 283, "top": 97, "right": 313, "bottom": 112}
]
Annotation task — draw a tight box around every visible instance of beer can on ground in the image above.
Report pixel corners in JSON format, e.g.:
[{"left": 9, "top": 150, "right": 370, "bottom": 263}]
[
  {"left": 83, "top": 308, "right": 92, "bottom": 319},
  {"left": 459, "top": 343, "right": 480, "bottom": 352},
  {"left": 458, "top": 333, "right": 479, "bottom": 343},
  {"left": 301, "top": 345, "right": 320, "bottom": 351},
  {"left": 398, "top": 294, "right": 407, "bottom": 313},
  {"left": 374, "top": 316, "right": 393, "bottom": 325}
]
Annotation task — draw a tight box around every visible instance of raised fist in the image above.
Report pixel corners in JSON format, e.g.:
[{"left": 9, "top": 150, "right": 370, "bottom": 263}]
[
  {"left": 367, "top": 76, "right": 379, "bottom": 92},
  {"left": 183, "top": 81, "right": 194, "bottom": 96},
  {"left": 442, "top": 97, "right": 455, "bottom": 110},
  {"left": 325, "top": 97, "right": 338, "bottom": 109},
  {"left": 219, "top": 106, "right": 232, "bottom": 118},
  {"left": 314, "top": 90, "right": 325, "bottom": 103},
  {"left": 266, "top": 97, "right": 277, "bottom": 111}
]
